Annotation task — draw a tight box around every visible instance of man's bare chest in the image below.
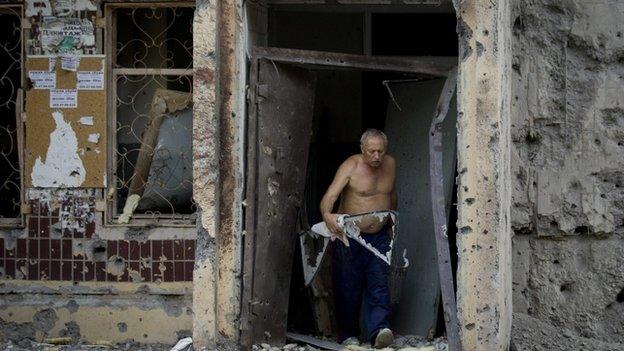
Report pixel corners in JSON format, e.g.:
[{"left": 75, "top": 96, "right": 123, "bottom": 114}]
[{"left": 347, "top": 170, "right": 394, "bottom": 196}]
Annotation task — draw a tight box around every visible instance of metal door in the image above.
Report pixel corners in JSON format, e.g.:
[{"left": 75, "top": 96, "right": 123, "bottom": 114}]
[{"left": 240, "top": 56, "right": 317, "bottom": 348}]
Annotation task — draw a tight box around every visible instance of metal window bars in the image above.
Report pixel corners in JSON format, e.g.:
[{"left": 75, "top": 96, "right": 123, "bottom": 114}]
[
  {"left": 108, "top": 4, "right": 195, "bottom": 225},
  {"left": 0, "top": 6, "right": 23, "bottom": 225}
]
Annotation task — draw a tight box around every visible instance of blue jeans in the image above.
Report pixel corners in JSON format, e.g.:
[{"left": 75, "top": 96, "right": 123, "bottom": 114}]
[{"left": 331, "top": 226, "right": 391, "bottom": 343}]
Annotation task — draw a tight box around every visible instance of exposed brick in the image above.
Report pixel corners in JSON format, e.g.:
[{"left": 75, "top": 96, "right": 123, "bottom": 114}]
[
  {"left": 173, "top": 240, "right": 184, "bottom": 260},
  {"left": 39, "top": 260, "right": 49, "bottom": 280},
  {"left": 16, "top": 239, "right": 27, "bottom": 258},
  {"left": 152, "top": 240, "right": 162, "bottom": 260},
  {"left": 39, "top": 239, "right": 50, "bottom": 259},
  {"left": 118, "top": 240, "right": 129, "bottom": 259},
  {"left": 61, "top": 261, "right": 72, "bottom": 281},
  {"left": 73, "top": 261, "right": 83, "bottom": 281},
  {"left": 184, "top": 240, "right": 195, "bottom": 260},
  {"left": 107, "top": 240, "right": 118, "bottom": 257},
  {"left": 50, "top": 261, "right": 61, "bottom": 280},
  {"left": 84, "top": 261, "right": 94, "bottom": 281},
  {"left": 5, "top": 259, "right": 15, "bottom": 278},
  {"left": 62, "top": 239, "right": 72, "bottom": 260},
  {"left": 162, "top": 240, "right": 173, "bottom": 260},
  {"left": 50, "top": 239, "right": 61, "bottom": 259},
  {"left": 130, "top": 241, "right": 140, "bottom": 261},
  {"left": 28, "top": 239, "right": 38, "bottom": 259}
]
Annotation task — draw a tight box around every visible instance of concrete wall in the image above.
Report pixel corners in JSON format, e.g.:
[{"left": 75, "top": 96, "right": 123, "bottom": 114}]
[{"left": 510, "top": 0, "right": 624, "bottom": 344}]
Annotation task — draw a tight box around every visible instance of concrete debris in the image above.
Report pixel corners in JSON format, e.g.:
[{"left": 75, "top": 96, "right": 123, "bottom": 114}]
[
  {"left": 0, "top": 340, "right": 174, "bottom": 351},
  {"left": 511, "top": 313, "right": 624, "bottom": 351},
  {"left": 169, "top": 338, "right": 193, "bottom": 351},
  {"left": 251, "top": 335, "right": 448, "bottom": 351},
  {"left": 43, "top": 337, "right": 72, "bottom": 345}
]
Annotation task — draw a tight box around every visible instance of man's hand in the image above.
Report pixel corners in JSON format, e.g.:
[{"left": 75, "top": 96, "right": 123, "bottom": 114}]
[{"left": 323, "top": 213, "right": 349, "bottom": 246}]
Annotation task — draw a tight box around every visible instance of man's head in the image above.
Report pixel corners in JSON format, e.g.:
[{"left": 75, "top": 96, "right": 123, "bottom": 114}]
[{"left": 360, "top": 129, "right": 388, "bottom": 168}]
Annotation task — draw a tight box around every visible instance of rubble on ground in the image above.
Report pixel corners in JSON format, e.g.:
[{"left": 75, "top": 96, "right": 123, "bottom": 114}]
[
  {"left": 252, "top": 335, "right": 447, "bottom": 351},
  {"left": 511, "top": 313, "right": 624, "bottom": 351}
]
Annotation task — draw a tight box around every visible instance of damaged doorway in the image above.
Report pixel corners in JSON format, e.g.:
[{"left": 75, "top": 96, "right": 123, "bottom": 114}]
[{"left": 241, "top": 47, "right": 458, "bottom": 349}]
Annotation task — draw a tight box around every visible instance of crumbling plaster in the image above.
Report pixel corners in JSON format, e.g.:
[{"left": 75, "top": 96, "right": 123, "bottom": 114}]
[
  {"left": 0, "top": 283, "right": 192, "bottom": 344},
  {"left": 190, "top": 0, "right": 235, "bottom": 349},
  {"left": 510, "top": 0, "right": 624, "bottom": 344},
  {"left": 454, "top": 0, "right": 513, "bottom": 350}
]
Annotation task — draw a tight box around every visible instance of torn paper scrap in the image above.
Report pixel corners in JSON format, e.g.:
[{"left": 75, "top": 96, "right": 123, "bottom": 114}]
[
  {"left": 49, "top": 57, "right": 57, "bottom": 71},
  {"left": 87, "top": 133, "right": 100, "bottom": 144},
  {"left": 61, "top": 55, "right": 80, "bottom": 71},
  {"left": 79, "top": 116, "right": 94, "bottom": 125}
]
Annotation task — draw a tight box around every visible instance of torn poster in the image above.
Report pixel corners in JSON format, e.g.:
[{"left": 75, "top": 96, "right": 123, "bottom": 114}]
[
  {"left": 40, "top": 17, "right": 94, "bottom": 53},
  {"left": 26, "top": 0, "right": 53, "bottom": 17},
  {"left": 31, "top": 111, "right": 86, "bottom": 187},
  {"left": 77, "top": 71, "right": 104, "bottom": 90},
  {"left": 28, "top": 71, "right": 56, "bottom": 89},
  {"left": 60, "top": 54, "right": 80, "bottom": 71},
  {"left": 54, "top": 0, "right": 74, "bottom": 17},
  {"left": 50, "top": 89, "right": 77, "bottom": 108}
]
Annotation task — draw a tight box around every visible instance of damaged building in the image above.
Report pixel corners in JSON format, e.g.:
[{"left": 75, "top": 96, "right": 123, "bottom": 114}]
[{"left": 0, "top": 0, "right": 622, "bottom": 350}]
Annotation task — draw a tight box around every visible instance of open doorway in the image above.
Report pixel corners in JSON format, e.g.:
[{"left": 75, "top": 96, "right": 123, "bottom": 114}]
[{"left": 241, "top": 3, "right": 459, "bottom": 350}]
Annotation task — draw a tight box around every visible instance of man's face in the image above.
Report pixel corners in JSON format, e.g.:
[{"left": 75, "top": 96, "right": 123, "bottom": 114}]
[{"left": 361, "top": 136, "right": 387, "bottom": 168}]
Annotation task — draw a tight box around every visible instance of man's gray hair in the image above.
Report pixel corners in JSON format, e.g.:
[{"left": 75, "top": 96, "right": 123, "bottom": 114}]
[{"left": 360, "top": 128, "right": 388, "bottom": 147}]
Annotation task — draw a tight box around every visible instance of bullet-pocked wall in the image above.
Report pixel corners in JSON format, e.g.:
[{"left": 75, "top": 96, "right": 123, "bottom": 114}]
[
  {"left": 0, "top": 0, "right": 201, "bottom": 344},
  {"left": 510, "top": 0, "right": 624, "bottom": 343}
]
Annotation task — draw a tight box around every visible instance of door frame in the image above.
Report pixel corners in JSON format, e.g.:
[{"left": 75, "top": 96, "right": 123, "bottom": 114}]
[{"left": 241, "top": 46, "right": 459, "bottom": 349}]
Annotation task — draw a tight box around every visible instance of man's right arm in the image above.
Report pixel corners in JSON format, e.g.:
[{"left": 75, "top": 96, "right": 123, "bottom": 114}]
[{"left": 320, "top": 158, "right": 355, "bottom": 236}]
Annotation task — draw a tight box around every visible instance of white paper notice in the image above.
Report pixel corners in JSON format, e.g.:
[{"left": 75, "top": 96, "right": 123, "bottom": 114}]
[
  {"left": 61, "top": 55, "right": 80, "bottom": 71},
  {"left": 79, "top": 116, "right": 94, "bottom": 125},
  {"left": 50, "top": 89, "right": 77, "bottom": 108},
  {"left": 29, "top": 71, "right": 56, "bottom": 89},
  {"left": 76, "top": 71, "right": 104, "bottom": 90}
]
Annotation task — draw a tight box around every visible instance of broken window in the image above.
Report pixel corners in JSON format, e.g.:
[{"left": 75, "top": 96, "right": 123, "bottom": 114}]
[
  {"left": 107, "top": 4, "right": 194, "bottom": 224},
  {"left": 0, "top": 6, "right": 23, "bottom": 225}
]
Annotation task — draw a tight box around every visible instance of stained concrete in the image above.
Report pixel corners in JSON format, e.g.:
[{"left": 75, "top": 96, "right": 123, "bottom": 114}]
[{"left": 510, "top": 0, "right": 624, "bottom": 345}]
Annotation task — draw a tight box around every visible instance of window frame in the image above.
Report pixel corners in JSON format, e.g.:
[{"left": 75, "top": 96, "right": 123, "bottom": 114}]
[
  {"left": 104, "top": 2, "right": 195, "bottom": 227},
  {"left": 0, "top": 4, "right": 25, "bottom": 228}
]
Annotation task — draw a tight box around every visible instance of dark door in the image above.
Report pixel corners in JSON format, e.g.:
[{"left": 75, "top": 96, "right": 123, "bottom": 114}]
[{"left": 240, "top": 57, "right": 317, "bottom": 348}]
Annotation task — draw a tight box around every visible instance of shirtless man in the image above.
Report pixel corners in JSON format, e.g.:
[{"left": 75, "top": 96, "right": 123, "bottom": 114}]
[{"left": 320, "top": 129, "right": 396, "bottom": 348}]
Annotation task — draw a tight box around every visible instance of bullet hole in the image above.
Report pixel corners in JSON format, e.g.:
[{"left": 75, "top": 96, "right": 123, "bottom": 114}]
[
  {"left": 143, "top": 334, "right": 148, "bottom": 338},
  {"left": 117, "top": 322, "right": 127, "bottom": 333},
  {"left": 616, "top": 288, "right": 624, "bottom": 303},
  {"left": 525, "top": 132, "right": 540, "bottom": 144},
  {"left": 483, "top": 229, "right": 489, "bottom": 234},
  {"left": 574, "top": 226, "right": 588, "bottom": 234},
  {"left": 560, "top": 282, "right": 573, "bottom": 292},
  {"left": 594, "top": 138, "right": 601, "bottom": 146},
  {"left": 465, "top": 198, "right": 476, "bottom": 205},
  {"left": 550, "top": 220, "right": 559, "bottom": 229},
  {"left": 553, "top": 260, "right": 560, "bottom": 264},
  {"left": 460, "top": 226, "right": 473, "bottom": 234},
  {"left": 465, "top": 323, "right": 475, "bottom": 330}
]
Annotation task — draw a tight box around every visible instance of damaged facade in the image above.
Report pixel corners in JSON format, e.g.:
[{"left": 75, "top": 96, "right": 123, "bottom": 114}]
[{"left": 0, "top": 0, "right": 621, "bottom": 351}]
